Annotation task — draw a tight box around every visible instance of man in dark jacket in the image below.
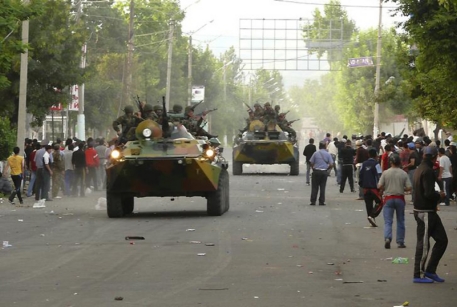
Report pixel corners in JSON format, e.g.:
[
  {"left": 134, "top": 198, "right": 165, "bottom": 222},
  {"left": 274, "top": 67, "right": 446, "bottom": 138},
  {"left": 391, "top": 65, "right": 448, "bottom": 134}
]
[
  {"left": 359, "top": 149, "right": 382, "bottom": 227},
  {"left": 412, "top": 146, "right": 447, "bottom": 283},
  {"left": 339, "top": 140, "right": 356, "bottom": 193},
  {"left": 303, "top": 138, "right": 316, "bottom": 186},
  {"left": 72, "top": 143, "right": 87, "bottom": 197}
]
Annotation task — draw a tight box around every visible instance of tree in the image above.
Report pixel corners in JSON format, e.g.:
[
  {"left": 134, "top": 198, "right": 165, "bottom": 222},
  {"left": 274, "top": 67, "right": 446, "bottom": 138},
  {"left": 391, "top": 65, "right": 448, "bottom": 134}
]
[
  {"left": 0, "top": 117, "right": 16, "bottom": 161},
  {"left": 389, "top": 0, "right": 457, "bottom": 128}
]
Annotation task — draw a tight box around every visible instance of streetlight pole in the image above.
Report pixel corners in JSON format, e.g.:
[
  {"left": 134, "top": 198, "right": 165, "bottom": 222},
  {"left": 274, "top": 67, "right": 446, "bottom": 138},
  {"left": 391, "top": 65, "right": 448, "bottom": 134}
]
[
  {"left": 373, "top": 0, "right": 383, "bottom": 137},
  {"left": 165, "top": 20, "right": 175, "bottom": 110}
]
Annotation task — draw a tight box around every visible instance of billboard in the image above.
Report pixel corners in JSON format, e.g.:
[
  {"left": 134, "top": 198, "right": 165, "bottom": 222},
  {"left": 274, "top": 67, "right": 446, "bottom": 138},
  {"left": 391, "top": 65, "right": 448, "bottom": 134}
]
[
  {"left": 347, "top": 57, "right": 374, "bottom": 68},
  {"left": 191, "top": 85, "right": 205, "bottom": 104}
]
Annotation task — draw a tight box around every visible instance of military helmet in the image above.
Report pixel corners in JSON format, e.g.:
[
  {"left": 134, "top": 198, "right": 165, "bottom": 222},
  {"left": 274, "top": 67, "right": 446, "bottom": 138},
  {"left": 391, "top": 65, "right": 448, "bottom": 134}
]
[
  {"left": 143, "top": 104, "right": 154, "bottom": 112},
  {"left": 274, "top": 105, "right": 280, "bottom": 110},
  {"left": 153, "top": 105, "right": 163, "bottom": 111},
  {"left": 173, "top": 104, "right": 183, "bottom": 113},
  {"left": 264, "top": 102, "right": 271, "bottom": 107},
  {"left": 124, "top": 105, "right": 134, "bottom": 113}
]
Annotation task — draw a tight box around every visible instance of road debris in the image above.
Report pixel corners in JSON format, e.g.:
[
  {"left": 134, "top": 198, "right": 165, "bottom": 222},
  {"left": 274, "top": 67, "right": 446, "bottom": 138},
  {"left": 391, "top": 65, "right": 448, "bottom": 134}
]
[
  {"left": 125, "top": 236, "right": 145, "bottom": 240},
  {"left": 255, "top": 210, "right": 264, "bottom": 213},
  {"left": 18, "top": 219, "right": 23, "bottom": 222},
  {"left": 392, "top": 257, "right": 409, "bottom": 264},
  {"left": 114, "top": 296, "right": 124, "bottom": 301},
  {"left": 190, "top": 241, "right": 201, "bottom": 244},
  {"left": 205, "top": 243, "right": 215, "bottom": 246},
  {"left": 327, "top": 263, "right": 334, "bottom": 265},
  {"left": 343, "top": 281, "right": 364, "bottom": 283},
  {"left": 377, "top": 279, "right": 387, "bottom": 282},
  {"left": 95, "top": 197, "right": 107, "bottom": 210},
  {"left": 186, "top": 229, "right": 196, "bottom": 232},
  {"left": 3, "top": 241, "right": 12, "bottom": 248},
  {"left": 197, "top": 253, "right": 206, "bottom": 256}
]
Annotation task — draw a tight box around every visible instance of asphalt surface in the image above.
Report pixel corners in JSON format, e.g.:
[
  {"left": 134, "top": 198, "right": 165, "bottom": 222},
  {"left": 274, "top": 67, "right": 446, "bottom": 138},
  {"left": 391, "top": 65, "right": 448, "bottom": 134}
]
[{"left": 1, "top": 148, "right": 457, "bottom": 307}]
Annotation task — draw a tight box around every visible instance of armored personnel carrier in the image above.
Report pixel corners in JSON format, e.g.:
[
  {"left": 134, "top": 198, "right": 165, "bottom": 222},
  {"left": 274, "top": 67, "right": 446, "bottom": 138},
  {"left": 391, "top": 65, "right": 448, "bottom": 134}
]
[
  {"left": 106, "top": 106, "right": 229, "bottom": 218},
  {"left": 232, "top": 119, "right": 299, "bottom": 175}
]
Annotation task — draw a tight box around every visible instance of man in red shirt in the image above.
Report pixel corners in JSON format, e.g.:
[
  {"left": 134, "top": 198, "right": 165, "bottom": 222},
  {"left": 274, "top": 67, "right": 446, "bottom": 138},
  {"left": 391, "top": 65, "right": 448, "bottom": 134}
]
[
  {"left": 380, "top": 144, "right": 393, "bottom": 172},
  {"left": 26, "top": 144, "right": 39, "bottom": 197},
  {"left": 85, "top": 142, "right": 99, "bottom": 191}
]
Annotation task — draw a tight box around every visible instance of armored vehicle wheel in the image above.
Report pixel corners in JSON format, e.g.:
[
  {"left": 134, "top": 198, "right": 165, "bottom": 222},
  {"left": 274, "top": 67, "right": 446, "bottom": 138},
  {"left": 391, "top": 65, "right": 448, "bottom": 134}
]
[
  {"left": 207, "top": 169, "right": 229, "bottom": 216},
  {"left": 232, "top": 161, "right": 242, "bottom": 175},
  {"left": 107, "top": 193, "right": 124, "bottom": 218},
  {"left": 122, "top": 197, "right": 134, "bottom": 215},
  {"left": 290, "top": 160, "right": 299, "bottom": 176}
]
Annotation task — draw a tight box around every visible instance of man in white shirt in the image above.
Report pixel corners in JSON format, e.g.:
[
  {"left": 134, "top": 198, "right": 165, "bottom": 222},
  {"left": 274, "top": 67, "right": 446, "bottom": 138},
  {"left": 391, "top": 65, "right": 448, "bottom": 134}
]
[
  {"left": 438, "top": 148, "right": 453, "bottom": 206},
  {"left": 327, "top": 137, "right": 339, "bottom": 178}
]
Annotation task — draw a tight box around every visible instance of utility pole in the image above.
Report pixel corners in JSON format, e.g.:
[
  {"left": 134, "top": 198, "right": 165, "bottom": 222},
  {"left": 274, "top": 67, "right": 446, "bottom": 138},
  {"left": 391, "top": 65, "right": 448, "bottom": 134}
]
[
  {"left": 75, "top": 0, "right": 86, "bottom": 140},
  {"left": 165, "top": 20, "right": 175, "bottom": 110},
  {"left": 373, "top": 0, "right": 383, "bottom": 137},
  {"left": 17, "top": 0, "right": 30, "bottom": 149},
  {"left": 187, "top": 35, "right": 192, "bottom": 106}
]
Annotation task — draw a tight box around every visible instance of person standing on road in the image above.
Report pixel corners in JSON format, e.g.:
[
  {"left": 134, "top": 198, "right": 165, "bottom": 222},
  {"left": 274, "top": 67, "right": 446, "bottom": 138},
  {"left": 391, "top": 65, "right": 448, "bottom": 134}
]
[
  {"left": 359, "top": 148, "right": 382, "bottom": 227},
  {"left": 303, "top": 138, "right": 316, "bottom": 186},
  {"left": 63, "top": 144, "right": 74, "bottom": 196},
  {"left": 309, "top": 142, "right": 333, "bottom": 206},
  {"left": 378, "top": 153, "right": 411, "bottom": 249},
  {"left": 41, "top": 145, "right": 53, "bottom": 201},
  {"left": 355, "top": 139, "right": 369, "bottom": 200},
  {"left": 412, "top": 146, "right": 448, "bottom": 283},
  {"left": 72, "top": 143, "right": 87, "bottom": 197},
  {"left": 339, "top": 140, "right": 356, "bottom": 193},
  {"left": 327, "top": 137, "right": 339, "bottom": 178},
  {"left": 438, "top": 148, "right": 452, "bottom": 206},
  {"left": 4, "top": 147, "right": 24, "bottom": 205},
  {"left": 51, "top": 144, "right": 64, "bottom": 199},
  {"left": 95, "top": 139, "right": 107, "bottom": 189}
]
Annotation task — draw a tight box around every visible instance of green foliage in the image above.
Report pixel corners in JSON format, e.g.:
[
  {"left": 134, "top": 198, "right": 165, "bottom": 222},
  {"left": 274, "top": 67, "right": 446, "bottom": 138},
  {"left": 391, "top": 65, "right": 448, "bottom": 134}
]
[
  {"left": 0, "top": 117, "right": 16, "bottom": 161},
  {"left": 391, "top": 0, "right": 457, "bottom": 128}
]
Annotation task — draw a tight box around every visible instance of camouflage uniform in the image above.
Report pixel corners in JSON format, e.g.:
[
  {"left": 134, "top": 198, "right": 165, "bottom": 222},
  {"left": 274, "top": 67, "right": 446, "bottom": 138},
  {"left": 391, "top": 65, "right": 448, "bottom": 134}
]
[
  {"left": 168, "top": 104, "right": 184, "bottom": 120},
  {"left": 112, "top": 105, "right": 144, "bottom": 141},
  {"left": 182, "top": 106, "right": 217, "bottom": 139},
  {"left": 262, "top": 102, "right": 277, "bottom": 125},
  {"left": 253, "top": 103, "right": 264, "bottom": 120},
  {"left": 277, "top": 113, "right": 297, "bottom": 140},
  {"left": 274, "top": 105, "right": 281, "bottom": 119},
  {"left": 143, "top": 104, "right": 158, "bottom": 121},
  {"left": 240, "top": 111, "right": 255, "bottom": 134}
]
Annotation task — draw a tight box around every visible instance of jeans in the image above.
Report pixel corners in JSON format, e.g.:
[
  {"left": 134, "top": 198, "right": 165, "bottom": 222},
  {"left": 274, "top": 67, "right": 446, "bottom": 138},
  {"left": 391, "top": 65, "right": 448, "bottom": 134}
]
[
  {"left": 305, "top": 162, "right": 311, "bottom": 184},
  {"left": 310, "top": 169, "right": 328, "bottom": 204},
  {"left": 64, "top": 170, "right": 74, "bottom": 196},
  {"left": 86, "top": 167, "right": 98, "bottom": 190},
  {"left": 383, "top": 198, "right": 406, "bottom": 244},
  {"left": 41, "top": 169, "right": 51, "bottom": 200},
  {"left": 442, "top": 177, "right": 452, "bottom": 206},
  {"left": 9, "top": 175, "right": 23, "bottom": 203},
  {"left": 26, "top": 170, "right": 36, "bottom": 197}
]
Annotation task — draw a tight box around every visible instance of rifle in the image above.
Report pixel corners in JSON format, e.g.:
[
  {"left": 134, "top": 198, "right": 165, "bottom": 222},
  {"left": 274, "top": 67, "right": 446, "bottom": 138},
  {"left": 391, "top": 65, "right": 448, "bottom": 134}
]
[
  {"left": 244, "top": 102, "right": 254, "bottom": 113},
  {"left": 287, "top": 119, "right": 300, "bottom": 126},
  {"left": 161, "top": 96, "right": 170, "bottom": 138},
  {"left": 135, "top": 95, "right": 144, "bottom": 119},
  {"left": 283, "top": 110, "right": 290, "bottom": 116},
  {"left": 190, "top": 100, "right": 204, "bottom": 112},
  {"left": 197, "top": 108, "right": 218, "bottom": 117}
]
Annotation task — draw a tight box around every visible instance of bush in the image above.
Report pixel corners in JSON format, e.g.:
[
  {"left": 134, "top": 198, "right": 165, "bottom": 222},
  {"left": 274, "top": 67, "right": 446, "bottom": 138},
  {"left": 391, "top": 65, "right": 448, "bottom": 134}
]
[{"left": 0, "top": 117, "right": 16, "bottom": 161}]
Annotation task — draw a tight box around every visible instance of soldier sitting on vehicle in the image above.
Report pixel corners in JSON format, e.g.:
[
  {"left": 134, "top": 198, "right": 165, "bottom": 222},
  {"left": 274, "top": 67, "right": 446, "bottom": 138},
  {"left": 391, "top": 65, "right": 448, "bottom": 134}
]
[
  {"left": 142, "top": 103, "right": 158, "bottom": 121},
  {"left": 253, "top": 103, "right": 264, "bottom": 120},
  {"left": 181, "top": 106, "right": 217, "bottom": 139},
  {"left": 277, "top": 112, "right": 297, "bottom": 141},
  {"left": 263, "top": 102, "right": 277, "bottom": 126},
  {"left": 239, "top": 110, "right": 256, "bottom": 134},
  {"left": 274, "top": 105, "right": 281, "bottom": 116},
  {"left": 112, "top": 105, "right": 144, "bottom": 142}
]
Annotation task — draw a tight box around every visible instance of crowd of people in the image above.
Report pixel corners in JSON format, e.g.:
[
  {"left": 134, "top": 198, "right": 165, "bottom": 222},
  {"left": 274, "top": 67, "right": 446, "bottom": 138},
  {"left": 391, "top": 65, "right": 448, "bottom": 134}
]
[
  {"left": 1, "top": 137, "right": 115, "bottom": 204},
  {"left": 304, "top": 131, "right": 451, "bottom": 284}
]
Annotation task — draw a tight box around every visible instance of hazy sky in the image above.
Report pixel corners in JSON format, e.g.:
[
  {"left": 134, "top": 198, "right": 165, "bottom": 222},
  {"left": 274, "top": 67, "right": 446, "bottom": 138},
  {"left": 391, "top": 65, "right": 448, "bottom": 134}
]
[{"left": 179, "top": 0, "right": 406, "bottom": 87}]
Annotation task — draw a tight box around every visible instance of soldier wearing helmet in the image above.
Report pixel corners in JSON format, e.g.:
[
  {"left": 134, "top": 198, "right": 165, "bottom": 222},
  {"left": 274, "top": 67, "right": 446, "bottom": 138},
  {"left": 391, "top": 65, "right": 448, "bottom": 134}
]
[
  {"left": 143, "top": 104, "right": 158, "bottom": 121},
  {"left": 112, "top": 105, "right": 144, "bottom": 141},
  {"left": 277, "top": 112, "right": 297, "bottom": 141},
  {"left": 274, "top": 105, "right": 280, "bottom": 116},
  {"left": 239, "top": 110, "right": 256, "bottom": 134},
  {"left": 153, "top": 105, "right": 163, "bottom": 117},
  {"left": 253, "top": 102, "right": 264, "bottom": 120},
  {"left": 263, "top": 102, "right": 277, "bottom": 124},
  {"left": 172, "top": 104, "right": 183, "bottom": 114},
  {"left": 181, "top": 105, "right": 217, "bottom": 139}
]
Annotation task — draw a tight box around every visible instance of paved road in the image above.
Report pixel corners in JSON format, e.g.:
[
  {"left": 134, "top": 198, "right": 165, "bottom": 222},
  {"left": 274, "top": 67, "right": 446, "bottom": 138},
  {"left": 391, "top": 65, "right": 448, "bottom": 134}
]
[{"left": 1, "top": 148, "right": 456, "bottom": 306}]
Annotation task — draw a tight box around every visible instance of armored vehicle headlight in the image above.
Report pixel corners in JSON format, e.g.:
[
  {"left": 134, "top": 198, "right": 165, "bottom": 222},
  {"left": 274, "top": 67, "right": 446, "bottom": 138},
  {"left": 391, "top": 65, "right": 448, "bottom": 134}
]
[
  {"left": 111, "top": 150, "right": 121, "bottom": 159},
  {"left": 143, "top": 128, "right": 152, "bottom": 138},
  {"left": 205, "top": 149, "right": 215, "bottom": 158}
]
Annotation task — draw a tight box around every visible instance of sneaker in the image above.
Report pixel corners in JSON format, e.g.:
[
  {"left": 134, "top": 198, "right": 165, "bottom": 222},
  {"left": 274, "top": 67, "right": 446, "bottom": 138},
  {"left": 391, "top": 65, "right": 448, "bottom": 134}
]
[
  {"left": 398, "top": 243, "right": 406, "bottom": 248},
  {"left": 356, "top": 197, "right": 364, "bottom": 200},
  {"left": 309, "top": 203, "right": 316, "bottom": 206},
  {"left": 306, "top": 183, "right": 310, "bottom": 186},
  {"left": 19, "top": 201, "right": 24, "bottom": 205},
  {"left": 9, "top": 200, "right": 15, "bottom": 205},
  {"left": 424, "top": 272, "right": 445, "bottom": 282},
  {"left": 368, "top": 216, "right": 377, "bottom": 227},
  {"left": 413, "top": 277, "right": 434, "bottom": 283},
  {"left": 55, "top": 196, "right": 62, "bottom": 199},
  {"left": 319, "top": 203, "right": 326, "bottom": 206},
  {"left": 384, "top": 238, "right": 391, "bottom": 249}
]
